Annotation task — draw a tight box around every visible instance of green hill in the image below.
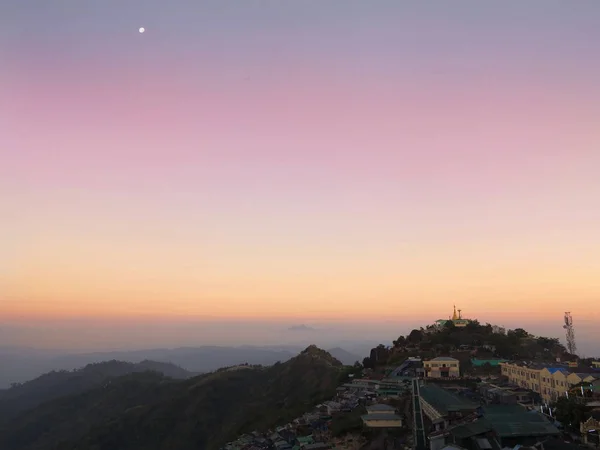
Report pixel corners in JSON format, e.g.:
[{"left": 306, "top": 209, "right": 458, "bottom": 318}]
[
  {"left": 0, "top": 345, "right": 344, "bottom": 450},
  {"left": 0, "top": 360, "right": 194, "bottom": 424},
  {"left": 364, "top": 321, "right": 569, "bottom": 368}
]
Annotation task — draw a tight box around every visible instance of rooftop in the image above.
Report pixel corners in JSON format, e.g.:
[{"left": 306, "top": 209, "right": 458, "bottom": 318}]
[
  {"left": 366, "top": 404, "right": 395, "bottom": 412},
  {"left": 501, "top": 361, "right": 551, "bottom": 370},
  {"left": 361, "top": 413, "right": 403, "bottom": 421},
  {"left": 429, "top": 357, "right": 459, "bottom": 362},
  {"left": 571, "top": 372, "right": 598, "bottom": 379},
  {"left": 545, "top": 367, "right": 569, "bottom": 375},
  {"left": 450, "top": 420, "right": 493, "bottom": 439},
  {"left": 482, "top": 405, "right": 559, "bottom": 438},
  {"left": 471, "top": 359, "right": 507, "bottom": 366},
  {"left": 419, "top": 384, "right": 478, "bottom": 416}
]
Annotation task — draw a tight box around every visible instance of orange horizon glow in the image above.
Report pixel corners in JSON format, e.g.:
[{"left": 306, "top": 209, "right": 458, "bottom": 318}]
[{"left": 3, "top": 1, "right": 600, "bottom": 349}]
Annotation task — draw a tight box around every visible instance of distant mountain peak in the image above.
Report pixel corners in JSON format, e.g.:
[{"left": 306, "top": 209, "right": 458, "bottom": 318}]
[
  {"left": 297, "top": 345, "right": 342, "bottom": 367},
  {"left": 288, "top": 324, "right": 316, "bottom": 331}
]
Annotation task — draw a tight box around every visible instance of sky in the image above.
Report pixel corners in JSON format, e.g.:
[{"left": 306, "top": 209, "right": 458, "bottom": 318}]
[{"left": 1, "top": 1, "right": 600, "bottom": 354}]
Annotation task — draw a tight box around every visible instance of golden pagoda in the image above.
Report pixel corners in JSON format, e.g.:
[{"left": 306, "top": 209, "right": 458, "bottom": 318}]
[{"left": 435, "top": 305, "right": 471, "bottom": 328}]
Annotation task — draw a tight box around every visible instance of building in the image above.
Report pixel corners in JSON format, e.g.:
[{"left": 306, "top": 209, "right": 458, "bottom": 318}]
[
  {"left": 434, "top": 306, "right": 472, "bottom": 328},
  {"left": 361, "top": 405, "right": 403, "bottom": 428},
  {"left": 592, "top": 361, "right": 600, "bottom": 369},
  {"left": 478, "top": 383, "right": 532, "bottom": 405},
  {"left": 365, "top": 403, "right": 396, "bottom": 414},
  {"left": 471, "top": 358, "right": 507, "bottom": 367},
  {"left": 501, "top": 361, "right": 598, "bottom": 403},
  {"left": 440, "top": 404, "right": 559, "bottom": 449},
  {"left": 568, "top": 372, "right": 597, "bottom": 386},
  {"left": 479, "top": 384, "right": 518, "bottom": 405},
  {"left": 501, "top": 362, "right": 566, "bottom": 402},
  {"left": 539, "top": 367, "right": 570, "bottom": 403},
  {"left": 424, "top": 357, "right": 460, "bottom": 378},
  {"left": 419, "top": 384, "right": 479, "bottom": 432},
  {"left": 500, "top": 362, "right": 543, "bottom": 392},
  {"left": 361, "top": 413, "right": 403, "bottom": 428}
]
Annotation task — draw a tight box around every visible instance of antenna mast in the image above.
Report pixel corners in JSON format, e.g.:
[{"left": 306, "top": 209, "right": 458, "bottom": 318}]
[{"left": 563, "top": 312, "right": 577, "bottom": 355}]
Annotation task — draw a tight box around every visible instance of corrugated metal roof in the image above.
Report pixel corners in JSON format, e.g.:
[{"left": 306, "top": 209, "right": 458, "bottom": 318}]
[
  {"left": 483, "top": 405, "right": 559, "bottom": 438},
  {"left": 420, "top": 384, "right": 478, "bottom": 416},
  {"left": 449, "top": 419, "right": 493, "bottom": 439}
]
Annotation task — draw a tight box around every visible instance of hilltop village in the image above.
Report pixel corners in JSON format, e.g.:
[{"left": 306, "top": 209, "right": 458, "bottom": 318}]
[{"left": 223, "top": 308, "right": 600, "bottom": 450}]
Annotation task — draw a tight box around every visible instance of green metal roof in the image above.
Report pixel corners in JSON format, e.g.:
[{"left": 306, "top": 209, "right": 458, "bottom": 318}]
[
  {"left": 450, "top": 419, "right": 493, "bottom": 439},
  {"left": 471, "top": 359, "right": 507, "bottom": 367},
  {"left": 297, "top": 436, "right": 314, "bottom": 444},
  {"left": 419, "top": 384, "right": 478, "bottom": 415},
  {"left": 483, "top": 405, "right": 560, "bottom": 438}
]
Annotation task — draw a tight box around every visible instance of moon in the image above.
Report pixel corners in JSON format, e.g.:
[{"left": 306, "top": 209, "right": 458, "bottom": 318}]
[{"left": 139, "top": 27, "right": 145, "bottom": 34}]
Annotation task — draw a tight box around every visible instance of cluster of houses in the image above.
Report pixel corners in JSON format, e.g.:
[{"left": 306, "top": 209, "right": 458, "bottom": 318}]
[
  {"left": 414, "top": 359, "right": 600, "bottom": 449},
  {"left": 221, "top": 375, "right": 410, "bottom": 450},
  {"left": 417, "top": 382, "right": 569, "bottom": 450},
  {"left": 221, "top": 354, "right": 600, "bottom": 450},
  {"left": 221, "top": 410, "right": 333, "bottom": 450}
]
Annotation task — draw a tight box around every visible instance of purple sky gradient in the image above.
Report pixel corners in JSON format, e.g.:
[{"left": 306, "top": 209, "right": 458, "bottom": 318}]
[{"left": 1, "top": 1, "right": 599, "bottom": 353}]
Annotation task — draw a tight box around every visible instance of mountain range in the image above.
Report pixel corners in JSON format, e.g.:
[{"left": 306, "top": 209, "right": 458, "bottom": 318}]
[
  {"left": 0, "top": 346, "right": 346, "bottom": 450},
  {"left": 0, "top": 360, "right": 195, "bottom": 424},
  {"left": 0, "top": 345, "right": 362, "bottom": 388}
]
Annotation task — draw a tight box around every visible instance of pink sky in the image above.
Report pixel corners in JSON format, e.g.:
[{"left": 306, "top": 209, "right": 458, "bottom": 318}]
[{"left": 1, "top": 1, "right": 599, "bottom": 352}]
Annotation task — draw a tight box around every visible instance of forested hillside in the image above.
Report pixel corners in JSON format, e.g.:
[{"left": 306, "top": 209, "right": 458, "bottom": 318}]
[
  {"left": 0, "top": 360, "right": 194, "bottom": 424},
  {"left": 0, "top": 346, "right": 344, "bottom": 450}
]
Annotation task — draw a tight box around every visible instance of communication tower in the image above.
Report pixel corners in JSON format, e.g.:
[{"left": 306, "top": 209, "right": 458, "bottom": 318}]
[{"left": 563, "top": 312, "right": 577, "bottom": 355}]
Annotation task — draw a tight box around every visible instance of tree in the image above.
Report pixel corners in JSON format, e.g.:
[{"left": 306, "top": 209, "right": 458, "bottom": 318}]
[
  {"left": 407, "top": 329, "right": 423, "bottom": 344},
  {"left": 419, "top": 341, "right": 432, "bottom": 351},
  {"left": 508, "top": 328, "right": 530, "bottom": 339},
  {"left": 537, "top": 336, "right": 560, "bottom": 350},
  {"left": 552, "top": 397, "right": 590, "bottom": 431},
  {"left": 369, "top": 345, "right": 390, "bottom": 366},
  {"left": 465, "top": 320, "right": 481, "bottom": 332},
  {"left": 393, "top": 336, "right": 406, "bottom": 347},
  {"left": 481, "top": 323, "right": 493, "bottom": 335},
  {"left": 362, "top": 356, "right": 374, "bottom": 369}
]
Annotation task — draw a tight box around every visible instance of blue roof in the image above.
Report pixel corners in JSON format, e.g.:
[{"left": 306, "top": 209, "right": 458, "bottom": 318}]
[{"left": 546, "top": 367, "right": 564, "bottom": 374}]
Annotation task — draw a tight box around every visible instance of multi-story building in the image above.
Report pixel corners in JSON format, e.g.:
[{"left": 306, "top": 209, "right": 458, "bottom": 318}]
[
  {"left": 592, "top": 361, "right": 600, "bottom": 369},
  {"left": 501, "top": 361, "right": 598, "bottom": 403},
  {"left": 424, "top": 357, "right": 460, "bottom": 378},
  {"left": 539, "top": 368, "right": 570, "bottom": 403},
  {"left": 567, "top": 372, "right": 597, "bottom": 386},
  {"left": 500, "top": 362, "right": 542, "bottom": 392}
]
